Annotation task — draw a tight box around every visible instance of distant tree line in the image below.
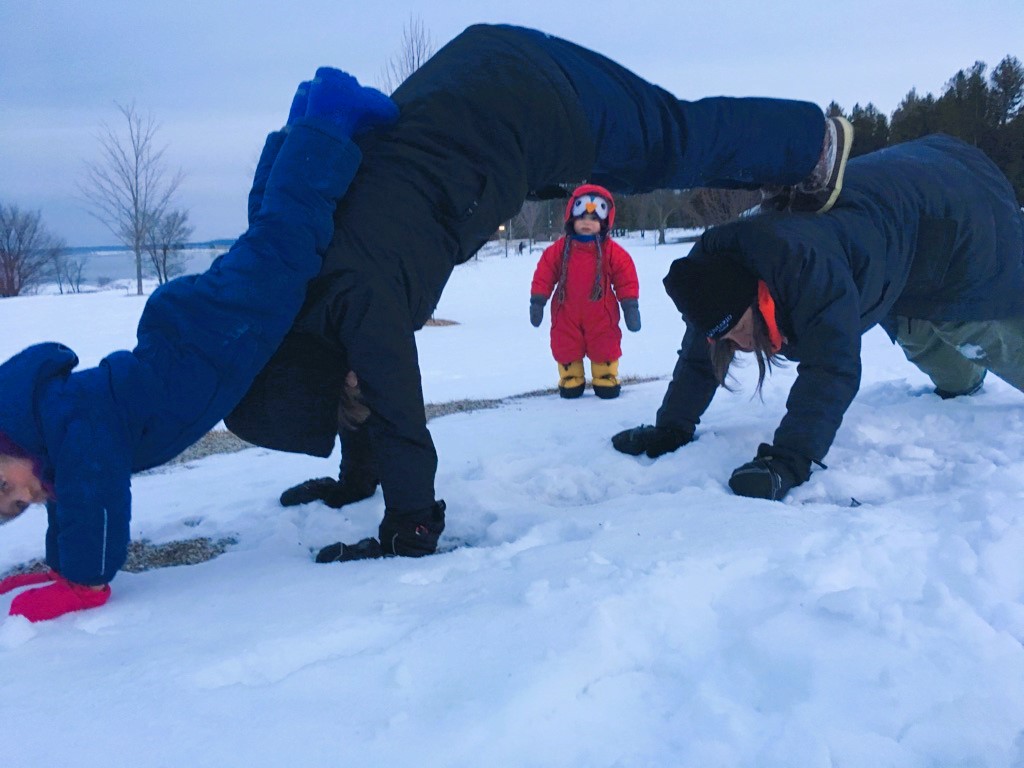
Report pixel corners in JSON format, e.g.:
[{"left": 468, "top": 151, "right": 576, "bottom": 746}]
[{"left": 829, "top": 55, "right": 1024, "bottom": 199}]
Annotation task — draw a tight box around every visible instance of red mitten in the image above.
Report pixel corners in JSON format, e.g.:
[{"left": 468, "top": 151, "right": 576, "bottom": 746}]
[
  {"left": 9, "top": 576, "right": 111, "bottom": 622},
  {"left": 0, "top": 570, "right": 58, "bottom": 594}
]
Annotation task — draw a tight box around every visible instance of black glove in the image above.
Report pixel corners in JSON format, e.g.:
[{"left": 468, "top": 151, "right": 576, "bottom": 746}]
[
  {"left": 620, "top": 299, "right": 641, "bottom": 332},
  {"left": 529, "top": 295, "right": 547, "bottom": 328},
  {"left": 315, "top": 538, "right": 383, "bottom": 563},
  {"left": 611, "top": 424, "right": 692, "bottom": 459},
  {"left": 280, "top": 477, "right": 338, "bottom": 507},
  {"left": 379, "top": 501, "right": 446, "bottom": 557},
  {"left": 280, "top": 470, "right": 378, "bottom": 508},
  {"left": 728, "top": 443, "right": 812, "bottom": 501}
]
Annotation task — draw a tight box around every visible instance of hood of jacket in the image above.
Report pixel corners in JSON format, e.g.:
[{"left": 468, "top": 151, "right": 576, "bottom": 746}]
[
  {"left": 565, "top": 183, "right": 616, "bottom": 231},
  {"left": 0, "top": 342, "right": 78, "bottom": 480}
]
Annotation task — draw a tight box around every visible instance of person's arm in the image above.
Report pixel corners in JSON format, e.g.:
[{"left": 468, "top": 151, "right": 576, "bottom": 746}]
[
  {"left": 611, "top": 323, "right": 708, "bottom": 458},
  {"left": 702, "top": 218, "right": 863, "bottom": 463},
  {"left": 770, "top": 274, "right": 862, "bottom": 462},
  {"left": 655, "top": 323, "right": 718, "bottom": 435},
  {"left": 530, "top": 240, "right": 563, "bottom": 300},
  {"left": 608, "top": 242, "right": 639, "bottom": 301},
  {"left": 43, "top": 395, "right": 133, "bottom": 587},
  {"left": 728, "top": 271, "right": 861, "bottom": 501},
  {"left": 529, "top": 240, "right": 564, "bottom": 327}
]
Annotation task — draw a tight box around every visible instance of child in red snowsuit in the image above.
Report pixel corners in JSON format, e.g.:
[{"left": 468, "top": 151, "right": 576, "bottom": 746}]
[{"left": 530, "top": 184, "right": 640, "bottom": 399}]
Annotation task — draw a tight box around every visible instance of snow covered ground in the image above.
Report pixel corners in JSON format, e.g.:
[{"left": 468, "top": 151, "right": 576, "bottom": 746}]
[{"left": 3, "top": 234, "right": 1024, "bottom": 767}]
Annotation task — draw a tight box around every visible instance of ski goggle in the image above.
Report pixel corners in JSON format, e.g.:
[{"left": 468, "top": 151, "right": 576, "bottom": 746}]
[{"left": 570, "top": 194, "right": 610, "bottom": 220}]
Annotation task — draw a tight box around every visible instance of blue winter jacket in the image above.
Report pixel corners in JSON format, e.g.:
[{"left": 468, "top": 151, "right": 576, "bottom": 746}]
[
  {"left": 0, "top": 119, "right": 362, "bottom": 585},
  {"left": 657, "top": 135, "right": 1024, "bottom": 463}
]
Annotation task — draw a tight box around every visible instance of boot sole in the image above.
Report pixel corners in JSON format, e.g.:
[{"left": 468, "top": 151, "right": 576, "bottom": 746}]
[{"left": 814, "top": 116, "right": 854, "bottom": 214}]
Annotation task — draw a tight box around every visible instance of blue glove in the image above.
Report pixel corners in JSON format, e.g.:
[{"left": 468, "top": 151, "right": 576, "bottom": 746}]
[
  {"left": 305, "top": 67, "right": 399, "bottom": 137},
  {"left": 286, "top": 81, "right": 312, "bottom": 126}
]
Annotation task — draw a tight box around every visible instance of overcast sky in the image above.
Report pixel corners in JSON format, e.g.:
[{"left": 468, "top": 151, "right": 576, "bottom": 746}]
[{"left": 3, "top": 0, "right": 1022, "bottom": 247}]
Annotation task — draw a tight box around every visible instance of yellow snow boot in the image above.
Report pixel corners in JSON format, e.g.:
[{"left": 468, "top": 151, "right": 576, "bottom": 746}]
[
  {"left": 591, "top": 359, "right": 621, "bottom": 399},
  {"left": 558, "top": 360, "right": 585, "bottom": 399}
]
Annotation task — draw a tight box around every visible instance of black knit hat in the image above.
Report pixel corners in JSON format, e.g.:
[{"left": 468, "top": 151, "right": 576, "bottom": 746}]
[{"left": 663, "top": 250, "right": 758, "bottom": 339}]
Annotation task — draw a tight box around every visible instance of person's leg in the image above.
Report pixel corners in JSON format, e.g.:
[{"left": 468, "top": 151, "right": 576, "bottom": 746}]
[
  {"left": 551, "top": 306, "right": 586, "bottom": 397},
  {"left": 585, "top": 307, "right": 624, "bottom": 399},
  {"left": 508, "top": 25, "right": 825, "bottom": 193},
  {"left": 930, "top": 317, "right": 1024, "bottom": 394},
  {"left": 558, "top": 361, "right": 586, "bottom": 399},
  {"left": 335, "top": 424, "right": 380, "bottom": 498},
  {"left": 895, "top": 316, "right": 986, "bottom": 398},
  {"left": 591, "top": 359, "right": 621, "bottom": 399}
]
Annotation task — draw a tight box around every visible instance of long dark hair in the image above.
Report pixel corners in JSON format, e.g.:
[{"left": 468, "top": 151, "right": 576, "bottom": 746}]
[{"left": 709, "top": 304, "right": 785, "bottom": 396}]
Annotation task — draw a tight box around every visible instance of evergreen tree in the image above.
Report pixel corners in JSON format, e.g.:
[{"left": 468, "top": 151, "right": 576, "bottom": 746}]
[
  {"left": 989, "top": 56, "right": 1024, "bottom": 125},
  {"left": 848, "top": 103, "right": 889, "bottom": 156},
  {"left": 889, "top": 88, "right": 939, "bottom": 144},
  {"left": 935, "top": 62, "right": 990, "bottom": 146}
]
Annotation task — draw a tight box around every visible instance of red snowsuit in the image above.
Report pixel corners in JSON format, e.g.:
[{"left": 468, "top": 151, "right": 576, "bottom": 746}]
[{"left": 531, "top": 185, "right": 639, "bottom": 363}]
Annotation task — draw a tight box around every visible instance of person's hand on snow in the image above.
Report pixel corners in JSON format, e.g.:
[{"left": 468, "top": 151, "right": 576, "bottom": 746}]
[
  {"left": 728, "top": 443, "right": 811, "bottom": 501},
  {"left": 5, "top": 571, "right": 110, "bottom": 622},
  {"left": 620, "top": 299, "right": 641, "bottom": 332},
  {"left": 612, "top": 424, "right": 692, "bottom": 459}
]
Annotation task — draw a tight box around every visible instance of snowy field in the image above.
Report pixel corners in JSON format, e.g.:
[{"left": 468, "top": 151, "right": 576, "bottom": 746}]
[{"left": 3, "top": 234, "right": 1024, "bottom": 767}]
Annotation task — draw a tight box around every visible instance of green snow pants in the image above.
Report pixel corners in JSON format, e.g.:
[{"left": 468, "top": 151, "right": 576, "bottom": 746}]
[{"left": 895, "top": 316, "right": 1024, "bottom": 398}]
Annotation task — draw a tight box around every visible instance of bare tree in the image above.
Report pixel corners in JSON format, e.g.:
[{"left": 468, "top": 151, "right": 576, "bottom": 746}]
[
  {"left": 0, "top": 203, "right": 64, "bottom": 297},
  {"left": 50, "top": 250, "right": 88, "bottom": 295},
  {"left": 677, "top": 188, "right": 761, "bottom": 230},
  {"left": 377, "top": 16, "right": 436, "bottom": 94},
  {"left": 146, "top": 209, "right": 194, "bottom": 285},
  {"left": 80, "top": 102, "right": 185, "bottom": 295},
  {"left": 626, "top": 190, "right": 688, "bottom": 244},
  {"left": 513, "top": 200, "right": 548, "bottom": 252}
]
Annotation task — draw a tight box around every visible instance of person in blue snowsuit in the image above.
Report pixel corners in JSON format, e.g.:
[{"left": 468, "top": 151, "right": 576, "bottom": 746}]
[
  {"left": 226, "top": 23, "right": 854, "bottom": 562},
  {"left": 612, "top": 135, "right": 1024, "bottom": 501},
  {"left": 0, "top": 70, "right": 398, "bottom": 621}
]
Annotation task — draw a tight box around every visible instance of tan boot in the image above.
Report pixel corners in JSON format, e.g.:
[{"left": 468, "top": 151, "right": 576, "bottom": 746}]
[
  {"left": 558, "top": 360, "right": 585, "bottom": 399},
  {"left": 591, "top": 359, "right": 621, "bottom": 399}
]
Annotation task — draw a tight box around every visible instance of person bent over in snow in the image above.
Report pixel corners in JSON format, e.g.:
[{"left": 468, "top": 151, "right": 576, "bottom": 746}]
[
  {"left": 613, "top": 135, "right": 1024, "bottom": 502},
  {"left": 530, "top": 185, "right": 640, "bottom": 399},
  {"left": 227, "top": 23, "right": 855, "bottom": 562},
  {"left": 0, "top": 70, "right": 398, "bottom": 622}
]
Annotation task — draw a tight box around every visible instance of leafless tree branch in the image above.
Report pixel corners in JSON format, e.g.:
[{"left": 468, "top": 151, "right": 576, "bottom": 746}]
[{"left": 79, "top": 102, "right": 185, "bottom": 294}]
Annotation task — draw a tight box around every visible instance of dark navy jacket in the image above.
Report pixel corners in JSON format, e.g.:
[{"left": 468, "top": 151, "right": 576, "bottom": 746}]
[
  {"left": 0, "top": 119, "right": 361, "bottom": 585},
  {"left": 226, "top": 23, "right": 826, "bottom": 513},
  {"left": 657, "top": 134, "right": 1024, "bottom": 463}
]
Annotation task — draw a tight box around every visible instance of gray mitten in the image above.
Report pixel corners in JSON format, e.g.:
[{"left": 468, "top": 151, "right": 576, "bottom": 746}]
[
  {"left": 530, "top": 295, "right": 547, "bottom": 328},
  {"left": 621, "top": 299, "right": 641, "bottom": 332}
]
